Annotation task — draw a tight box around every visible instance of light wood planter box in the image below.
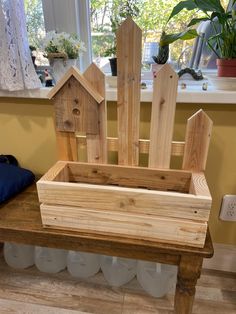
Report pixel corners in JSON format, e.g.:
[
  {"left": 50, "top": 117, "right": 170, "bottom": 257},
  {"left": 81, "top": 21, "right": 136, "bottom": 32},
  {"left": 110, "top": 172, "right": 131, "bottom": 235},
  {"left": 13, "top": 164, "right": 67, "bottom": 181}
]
[{"left": 37, "top": 161, "right": 212, "bottom": 248}]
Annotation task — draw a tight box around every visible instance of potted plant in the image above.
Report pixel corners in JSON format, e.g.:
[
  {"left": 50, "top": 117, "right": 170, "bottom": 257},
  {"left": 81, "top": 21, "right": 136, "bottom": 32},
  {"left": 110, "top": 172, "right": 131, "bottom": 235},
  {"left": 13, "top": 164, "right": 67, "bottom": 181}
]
[
  {"left": 153, "top": 29, "right": 198, "bottom": 65},
  {"left": 167, "top": 0, "right": 236, "bottom": 77},
  {"left": 41, "top": 31, "right": 86, "bottom": 82},
  {"left": 104, "top": 0, "right": 139, "bottom": 76},
  {"left": 151, "top": 22, "right": 198, "bottom": 78}
]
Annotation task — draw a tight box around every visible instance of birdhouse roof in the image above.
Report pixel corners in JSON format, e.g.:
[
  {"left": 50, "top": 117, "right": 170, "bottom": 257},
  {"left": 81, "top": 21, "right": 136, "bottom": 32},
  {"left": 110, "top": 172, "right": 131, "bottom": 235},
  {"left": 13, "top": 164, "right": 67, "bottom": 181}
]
[{"left": 47, "top": 66, "right": 104, "bottom": 103}]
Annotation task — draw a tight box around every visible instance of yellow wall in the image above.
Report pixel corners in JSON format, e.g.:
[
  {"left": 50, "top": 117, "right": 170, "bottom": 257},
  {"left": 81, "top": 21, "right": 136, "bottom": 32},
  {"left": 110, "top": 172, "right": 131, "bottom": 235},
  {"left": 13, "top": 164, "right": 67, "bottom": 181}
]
[
  {"left": 0, "top": 98, "right": 235, "bottom": 245},
  {"left": 0, "top": 98, "right": 56, "bottom": 175}
]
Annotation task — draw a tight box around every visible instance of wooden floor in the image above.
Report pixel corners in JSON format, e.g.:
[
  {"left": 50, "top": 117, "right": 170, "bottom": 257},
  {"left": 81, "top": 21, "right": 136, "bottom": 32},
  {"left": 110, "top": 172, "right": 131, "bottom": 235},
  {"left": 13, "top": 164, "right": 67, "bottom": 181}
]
[{"left": 0, "top": 254, "right": 235, "bottom": 314}]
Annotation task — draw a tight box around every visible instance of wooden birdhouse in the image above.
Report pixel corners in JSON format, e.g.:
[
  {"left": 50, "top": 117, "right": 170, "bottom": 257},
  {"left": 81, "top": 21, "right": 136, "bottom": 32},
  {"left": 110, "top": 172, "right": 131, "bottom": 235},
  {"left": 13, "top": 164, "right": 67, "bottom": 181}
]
[{"left": 48, "top": 66, "right": 104, "bottom": 135}]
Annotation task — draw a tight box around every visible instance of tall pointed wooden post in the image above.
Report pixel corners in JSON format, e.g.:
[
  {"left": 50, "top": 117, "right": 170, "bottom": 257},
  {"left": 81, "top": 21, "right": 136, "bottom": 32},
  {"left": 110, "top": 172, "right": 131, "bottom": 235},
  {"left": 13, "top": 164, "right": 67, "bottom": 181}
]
[
  {"left": 117, "top": 17, "right": 142, "bottom": 166},
  {"left": 84, "top": 63, "right": 107, "bottom": 163}
]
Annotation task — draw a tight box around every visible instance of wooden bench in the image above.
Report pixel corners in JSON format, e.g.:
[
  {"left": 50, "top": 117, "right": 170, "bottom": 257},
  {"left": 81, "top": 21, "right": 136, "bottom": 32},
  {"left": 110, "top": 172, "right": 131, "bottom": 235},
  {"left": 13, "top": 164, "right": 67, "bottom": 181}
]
[
  {"left": 0, "top": 185, "right": 213, "bottom": 313},
  {"left": 0, "top": 18, "right": 213, "bottom": 314}
]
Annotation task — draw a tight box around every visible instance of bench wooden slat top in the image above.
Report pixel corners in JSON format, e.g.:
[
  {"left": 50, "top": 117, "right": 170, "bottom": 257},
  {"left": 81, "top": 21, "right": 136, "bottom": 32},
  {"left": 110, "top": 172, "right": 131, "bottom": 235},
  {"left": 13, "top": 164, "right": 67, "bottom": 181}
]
[{"left": 0, "top": 184, "right": 213, "bottom": 262}]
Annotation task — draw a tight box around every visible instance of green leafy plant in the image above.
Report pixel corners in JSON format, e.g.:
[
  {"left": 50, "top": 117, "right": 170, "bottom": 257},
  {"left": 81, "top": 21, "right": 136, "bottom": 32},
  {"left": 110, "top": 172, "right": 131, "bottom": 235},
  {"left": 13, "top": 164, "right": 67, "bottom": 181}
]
[
  {"left": 153, "top": 29, "right": 198, "bottom": 64},
  {"left": 167, "top": 0, "right": 236, "bottom": 59},
  {"left": 104, "top": 0, "right": 139, "bottom": 57}
]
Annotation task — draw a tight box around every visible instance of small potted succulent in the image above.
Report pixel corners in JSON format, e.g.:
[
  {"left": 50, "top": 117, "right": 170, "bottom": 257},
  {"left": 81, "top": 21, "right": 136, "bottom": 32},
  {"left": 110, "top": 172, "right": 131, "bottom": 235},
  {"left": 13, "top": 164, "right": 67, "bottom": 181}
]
[
  {"left": 167, "top": 0, "right": 236, "bottom": 77},
  {"left": 153, "top": 29, "right": 198, "bottom": 65},
  {"left": 152, "top": 27, "right": 198, "bottom": 78}
]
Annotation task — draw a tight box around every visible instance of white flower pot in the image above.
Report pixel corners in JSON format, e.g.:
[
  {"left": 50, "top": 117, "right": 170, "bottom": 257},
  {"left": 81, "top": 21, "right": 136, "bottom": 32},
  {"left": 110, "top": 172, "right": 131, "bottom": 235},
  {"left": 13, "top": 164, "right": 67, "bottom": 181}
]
[{"left": 50, "top": 58, "right": 79, "bottom": 82}]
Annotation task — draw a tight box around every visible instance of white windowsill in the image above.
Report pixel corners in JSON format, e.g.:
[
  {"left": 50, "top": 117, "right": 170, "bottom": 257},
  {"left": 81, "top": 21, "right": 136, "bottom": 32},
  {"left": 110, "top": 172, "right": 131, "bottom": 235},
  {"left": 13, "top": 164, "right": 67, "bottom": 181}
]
[{"left": 0, "top": 84, "right": 235, "bottom": 104}]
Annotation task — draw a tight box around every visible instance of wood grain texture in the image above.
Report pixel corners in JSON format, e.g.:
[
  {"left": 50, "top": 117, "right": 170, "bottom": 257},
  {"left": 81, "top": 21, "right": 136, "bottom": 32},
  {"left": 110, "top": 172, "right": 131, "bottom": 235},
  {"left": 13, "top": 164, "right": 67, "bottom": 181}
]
[
  {"left": 0, "top": 185, "right": 214, "bottom": 259},
  {"left": 149, "top": 64, "right": 178, "bottom": 168},
  {"left": 55, "top": 130, "right": 78, "bottom": 161},
  {"left": 84, "top": 63, "right": 107, "bottom": 163},
  {"left": 190, "top": 173, "right": 212, "bottom": 198},
  {"left": 39, "top": 161, "right": 68, "bottom": 182},
  {"left": 175, "top": 255, "right": 203, "bottom": 314},
  {"left": 117, "top": 17, "right": 142, "bottom": 166},
  {"left": 54, "top": 76, "right": 99, "bottom": 135},
  {"left": 48, "top": 66, "right": 104, "bottom": 104},
  {"left": 40, "top": 203, "right": 207, "bottom": 247},
  {"left": 0, "top": 258, "right": 235, "bottom": 314},
  {"left": 0, "top": 299, "right": 85, "bottom": 314},
  {"left": 0, "top": 259, "right": 123, "bottom": 314},
  {"left": 76, "top": 136, "right": 185, "bottom": 156},
  {"left": 182, "top": 110, "right": 213, "bottom": 172},
  {"left": 37, "top": 180, "right": 211, "bottom": 223},
  {"left": 37, "top": 159, "right": 212, "bottom": 248},
  {"left": 67, "top": 162, "right": 191, "bottom": 193}
]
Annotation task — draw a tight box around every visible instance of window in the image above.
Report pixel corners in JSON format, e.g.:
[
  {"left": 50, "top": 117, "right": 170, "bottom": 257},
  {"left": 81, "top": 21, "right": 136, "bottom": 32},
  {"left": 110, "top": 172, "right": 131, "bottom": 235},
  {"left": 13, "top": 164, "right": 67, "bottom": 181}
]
[
  {"left": 24, "top": 0, "right": 230, "bottom": 75},
  {"left": 24, "top": 0, "right": 92, "bottom": 70},
  {"left": 90, "top": 0, "right": 202, "bottom": 71},
  {"left": 25, "top": 0, "right": 200, "bottom": 71},
  {"left": 24, "top": 0, "right": 48, "bottom": 66},
  {"left": 90, "top": 0, "right": 230, "bottom": 72}
]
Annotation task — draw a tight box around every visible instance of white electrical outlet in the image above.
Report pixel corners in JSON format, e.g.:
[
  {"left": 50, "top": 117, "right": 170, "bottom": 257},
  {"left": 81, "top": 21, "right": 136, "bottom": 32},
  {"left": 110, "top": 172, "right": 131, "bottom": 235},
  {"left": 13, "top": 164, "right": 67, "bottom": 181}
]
[{"left": 219, "top": 195, "right": 236, "bottom": 221}]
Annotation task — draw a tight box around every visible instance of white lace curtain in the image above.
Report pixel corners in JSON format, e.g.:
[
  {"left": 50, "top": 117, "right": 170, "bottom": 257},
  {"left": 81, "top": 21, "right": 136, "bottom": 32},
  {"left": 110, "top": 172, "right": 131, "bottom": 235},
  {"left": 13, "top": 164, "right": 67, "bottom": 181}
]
[{"left": 0, "top": 0, "right": 41, "bottom": 91}]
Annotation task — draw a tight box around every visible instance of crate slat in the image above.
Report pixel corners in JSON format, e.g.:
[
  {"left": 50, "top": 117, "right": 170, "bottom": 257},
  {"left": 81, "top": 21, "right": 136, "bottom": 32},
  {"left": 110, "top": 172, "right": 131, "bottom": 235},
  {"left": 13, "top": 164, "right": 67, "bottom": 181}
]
[
  {"left": 75, "top": 136, "right": 185, "bottom": 156},
  {"left": 66, "top": 162, "right": 191, "bottom": 193},
  {"left": 56, "top": 131, "right": 78, "bottom": 162},
  {"left": 40, "top": 203, "right": 207, "bottom": 248},
  {"left": 149, "top": 64, "right": 178, "bottom": 168},
  {"left": 37, "top": 174, "right": 211, "bottom": 224}
]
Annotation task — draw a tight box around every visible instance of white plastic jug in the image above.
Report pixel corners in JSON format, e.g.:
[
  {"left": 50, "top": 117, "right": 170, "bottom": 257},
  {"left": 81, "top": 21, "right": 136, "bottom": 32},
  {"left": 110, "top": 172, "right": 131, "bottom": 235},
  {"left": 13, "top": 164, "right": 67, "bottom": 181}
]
[
  {"left": 100, "top": 255, "right": 137, "bottom": 287},
  {"left": 3, "top": 242, "right": 35, "bottom": 269},
  {"left": 67, "top": 251, "right": 100, "bottom": 278},
  {"left": 35, "top": 247, "right": 67, "bottom": 273},
  {"left": 137, "top": 261, "right": 177, "bottom": 297}
]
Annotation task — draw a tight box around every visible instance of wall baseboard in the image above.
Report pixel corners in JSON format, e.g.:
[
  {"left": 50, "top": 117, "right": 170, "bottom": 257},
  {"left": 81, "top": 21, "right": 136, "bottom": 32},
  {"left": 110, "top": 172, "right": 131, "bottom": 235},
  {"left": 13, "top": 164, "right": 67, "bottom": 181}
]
[{"left": 203, "top": 243, "right": 236, "bottom": 273}]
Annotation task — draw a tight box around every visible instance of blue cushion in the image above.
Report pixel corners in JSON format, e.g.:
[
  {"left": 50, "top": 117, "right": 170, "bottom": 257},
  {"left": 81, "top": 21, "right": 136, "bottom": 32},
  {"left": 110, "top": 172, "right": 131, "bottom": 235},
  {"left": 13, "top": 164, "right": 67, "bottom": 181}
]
[{"left": 0, "top": 163, "right": 35, "bottom": 203}]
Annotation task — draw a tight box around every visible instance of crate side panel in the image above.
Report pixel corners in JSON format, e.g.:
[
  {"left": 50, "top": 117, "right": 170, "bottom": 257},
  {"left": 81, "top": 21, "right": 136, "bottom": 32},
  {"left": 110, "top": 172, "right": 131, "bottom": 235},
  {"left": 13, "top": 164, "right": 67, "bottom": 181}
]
[
  {"left": 37, "top": 182, "right": 211, "bottom": 222},
  {"left": 38, "top": 161, "right": 68, "bottom": 182},
  {"left": 190, "top": 173, "right": 212, "bottom": 198},
  {"left": 67, "top": 162, "right": 191, "bottom": 193},
  {"left": 40, "top": 204, "right": 207, "bottom": 248}
]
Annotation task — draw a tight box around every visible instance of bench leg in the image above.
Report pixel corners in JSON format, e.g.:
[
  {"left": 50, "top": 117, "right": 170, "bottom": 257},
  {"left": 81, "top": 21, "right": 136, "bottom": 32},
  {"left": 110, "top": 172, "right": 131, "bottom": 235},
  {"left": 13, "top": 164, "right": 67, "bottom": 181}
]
[{"left": 174, "top": 255, "right": 203, "bottom": 314}]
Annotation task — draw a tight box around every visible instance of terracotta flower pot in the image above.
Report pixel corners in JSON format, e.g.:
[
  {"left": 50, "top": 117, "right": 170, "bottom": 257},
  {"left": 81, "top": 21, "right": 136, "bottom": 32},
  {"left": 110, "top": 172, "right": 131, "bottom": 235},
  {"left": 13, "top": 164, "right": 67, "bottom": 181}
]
[{"left": 217, "top": 59, "right": 236, "bottom": 77}]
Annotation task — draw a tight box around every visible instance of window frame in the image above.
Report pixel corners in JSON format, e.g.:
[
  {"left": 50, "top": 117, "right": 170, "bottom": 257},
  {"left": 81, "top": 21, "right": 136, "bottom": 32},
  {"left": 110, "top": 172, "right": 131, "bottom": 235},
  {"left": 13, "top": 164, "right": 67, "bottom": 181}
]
[
  {"left": 41, "top": 0, "right": 92, "bottom": 71},
  {"left": 38, "top": 0, "right": 216, "bottom": 78}
]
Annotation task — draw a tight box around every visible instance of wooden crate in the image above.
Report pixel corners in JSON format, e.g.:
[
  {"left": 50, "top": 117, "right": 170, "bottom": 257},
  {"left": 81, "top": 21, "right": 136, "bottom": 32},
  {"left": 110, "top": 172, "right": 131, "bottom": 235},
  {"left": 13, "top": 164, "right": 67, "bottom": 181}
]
[{"left": 37, "top": 161, "right": 212, "bottom": 248}]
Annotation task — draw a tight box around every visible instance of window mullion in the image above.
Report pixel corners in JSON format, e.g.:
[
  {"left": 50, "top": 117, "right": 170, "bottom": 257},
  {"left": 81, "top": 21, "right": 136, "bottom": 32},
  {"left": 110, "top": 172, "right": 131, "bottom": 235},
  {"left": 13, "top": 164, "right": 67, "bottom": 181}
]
[{"left": 42, "top": 0, "right": 92, "bottom": 71}]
